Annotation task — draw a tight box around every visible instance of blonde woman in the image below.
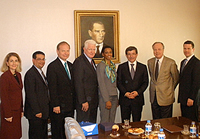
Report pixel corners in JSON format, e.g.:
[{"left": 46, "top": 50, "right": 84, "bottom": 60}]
[{"left": 0, "top": 52, "right": 23, "bottom": 139}]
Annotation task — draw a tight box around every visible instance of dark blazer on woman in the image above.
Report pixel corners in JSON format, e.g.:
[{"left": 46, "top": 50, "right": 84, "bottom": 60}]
[{"left": 0, "top": 70, "right": 23, "bottom": 139}]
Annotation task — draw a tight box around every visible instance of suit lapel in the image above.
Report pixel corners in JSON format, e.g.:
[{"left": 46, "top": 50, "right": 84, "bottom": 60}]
[
  {"left": 32, "top": 66, "right": 48, "bottom": 86},
  {"left": 7, "top": 70, "right": 22, "bottom": 89},
  {"left": 82, "top": 54, "right": 96, "bottom": 74},
  {"left": 125, "top": 62, "right": 134, "bottom": 80},
  {"left": 158, "top": 56, "right": 166, "bottom": 78},
  {"left": 151, "top": 58, "right": 156, "bottom": 81},
  {"left": 56, "top": 58, "right": 71, "bottom": 81},
  {"left": 180, "top": 56, "right": 195, "bottom": 76}
]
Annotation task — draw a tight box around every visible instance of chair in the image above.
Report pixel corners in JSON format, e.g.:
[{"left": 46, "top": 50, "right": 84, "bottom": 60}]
[{"left": 65, "top": 117, "right": 86, "bottom": 139}]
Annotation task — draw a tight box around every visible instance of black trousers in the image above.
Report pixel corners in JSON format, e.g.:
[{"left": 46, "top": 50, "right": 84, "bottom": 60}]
[
  {"left": 28, "top": 118, "right": 48, "bottom": 139},
  {"left": 151, "top": 95, "right": 173, "bottom": 120},
  {"left": 120, "top": 104, "right": 143, "bottom": 122},
  {"left": 50, "top": 109, "right": 74, "bottom": 139},
  {"left": 181, "top": 104, "right": 198, "bottom": 121},
  {"left": 76, "top": 104, "right": 98, "bottom": 123}
]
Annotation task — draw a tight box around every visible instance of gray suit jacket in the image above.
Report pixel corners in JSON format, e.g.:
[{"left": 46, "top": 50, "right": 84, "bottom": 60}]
[
  {"left": 148, "top": 56, "right": 179, "bottom": 106},
  {"left": 96, "top": 62, "right": 118, "bottom": 102}
]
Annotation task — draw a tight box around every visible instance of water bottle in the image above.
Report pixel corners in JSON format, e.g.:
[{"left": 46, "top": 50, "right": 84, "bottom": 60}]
[
  {"left": 158, "top": 128, "right": 165, "bottom": 139},
  {"left": 190, "top": 121, "right": 196, "bottom": 138},
  {"left": 145, "top": 120, "right": 152, "bottom": 136}
]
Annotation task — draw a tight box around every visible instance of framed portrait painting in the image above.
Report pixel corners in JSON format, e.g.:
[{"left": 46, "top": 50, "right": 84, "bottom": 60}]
[{"left": 74, "top": 10, "right": 120, "bottom": 63}]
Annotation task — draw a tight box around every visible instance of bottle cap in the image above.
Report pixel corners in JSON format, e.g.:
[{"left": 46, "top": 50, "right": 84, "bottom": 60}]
[
  {"left": 147, "top": 120, "right": 150, "bottom": 123},
  {"left": 160, "top": 128, "right": 163, "bottom": 132}
]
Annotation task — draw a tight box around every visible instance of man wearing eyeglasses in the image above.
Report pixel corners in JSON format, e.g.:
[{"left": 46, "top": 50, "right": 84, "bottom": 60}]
[{"left": 24, "top": 51, "right": 49, "bottom": 139}]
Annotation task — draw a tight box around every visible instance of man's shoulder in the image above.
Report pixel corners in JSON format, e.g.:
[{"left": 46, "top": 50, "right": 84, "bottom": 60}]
[
  {"left": 47, "top": 58, "right": 59, "bottom": 67},
  {"left": 137, "top": 61, "right": 147, "bottom": 68},
  {"left": 118, "top": 61, "right": 128, "bottom": 67},
  {"left": 147, "top": 57, "right": 155, "bottom": 63},
  {"left": 73, "top": 54, "right": 85, "bottom": 64},
  {"left": 164, "top": 56, "right": 176, "bottom": 63}
]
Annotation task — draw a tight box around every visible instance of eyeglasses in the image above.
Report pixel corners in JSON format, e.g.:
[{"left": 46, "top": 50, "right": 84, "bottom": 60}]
[{"left": 35, "top": 58, "right": 46, "bottom": 61}]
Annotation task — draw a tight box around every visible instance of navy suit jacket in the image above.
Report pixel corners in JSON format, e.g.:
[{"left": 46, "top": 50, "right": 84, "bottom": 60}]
[
  {"left": 117, "top": 61, "right": 149, "bottom": 106},
  {"left": 178, "top": 55, "right": 200, "bottom": 105}
]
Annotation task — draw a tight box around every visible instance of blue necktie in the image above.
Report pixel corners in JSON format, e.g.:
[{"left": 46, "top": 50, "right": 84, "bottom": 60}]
[
  {"left": 64, "top": 62, "right": 71, "bottom": 80},
  {"left": 181, "top": 59, "right": 188, "bottom": 72}
]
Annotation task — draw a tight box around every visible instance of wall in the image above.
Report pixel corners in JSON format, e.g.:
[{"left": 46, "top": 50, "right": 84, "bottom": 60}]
[{"left": 0, "top": 0, "right": 200, "bottom": 138}]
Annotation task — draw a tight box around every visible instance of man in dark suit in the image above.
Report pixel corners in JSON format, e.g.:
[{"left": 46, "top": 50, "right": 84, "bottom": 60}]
[
  {"left": 117, "top": 46, "right": 149, "bottom": 122},
  {"left": 24, "top": 51, "right": 49, "bottom": 139},
  {"left": 73, "top": 39, "right": 98, "bottom": 123},
  {"left": 47, "top": 41, "right": 75, "bottom": 139},
  {"left": 178, "top": 40, "right": 200, "bottom": 121}
]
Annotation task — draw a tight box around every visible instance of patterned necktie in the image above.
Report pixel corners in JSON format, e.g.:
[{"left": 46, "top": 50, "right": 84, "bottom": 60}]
[
  {"left": 130, "top": 64, "right": 135, "bottom": 79},
  {"left": 181, "top": 59, "right": 188, "bottom": 72},
  {"left": 64, "top": 62, "right": 71, "bottom": 80},
  {"left": 155, "top": 60, "right": 159, "bottom": 81}
]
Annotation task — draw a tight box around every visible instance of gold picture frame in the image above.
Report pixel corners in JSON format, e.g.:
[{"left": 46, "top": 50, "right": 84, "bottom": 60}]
[{"left": 74, "top": 10, "right": 120, "bottom": 64}]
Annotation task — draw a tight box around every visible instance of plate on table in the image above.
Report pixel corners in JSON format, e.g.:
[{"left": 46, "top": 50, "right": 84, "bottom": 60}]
[{"left": 128, "top": 128, "right": 144, "bottom": 135}]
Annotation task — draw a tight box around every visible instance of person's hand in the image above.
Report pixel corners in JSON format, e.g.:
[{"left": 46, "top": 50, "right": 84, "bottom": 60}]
[
  {"left": 82, "top": 102, "right": 89, "bottom": 112},
  {"left": 53, "top": 106, "right": 61, "bottom": 114},
  {"left": 125, "top": 92, "right": 135, "bottom": 99},
  {"left": 36, "top": 113, "right": 42, "bottom": 118},
  {"left": 131, "top": 91, "right": 138, "bottom": 98},
  {"left": 106, "top": 101, "right": 112, "bottom": 109},
  {"left": 21, "top": 112, "right": 24, "bottom": 118},
  {"left": 187, "top": 98, "right": 194, "bottom": 106},
  {"left": 6, "top": 117, "right": 13, "bottom": 122}
]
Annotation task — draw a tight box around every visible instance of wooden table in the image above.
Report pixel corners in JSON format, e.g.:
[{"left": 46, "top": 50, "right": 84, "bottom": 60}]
[{"left": 86, "top": 117, "right": 199, "bottom": 139}]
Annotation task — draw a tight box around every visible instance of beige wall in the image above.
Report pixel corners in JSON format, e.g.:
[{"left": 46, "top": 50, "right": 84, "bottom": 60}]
[{"left": 0, "top": 0, "right": 200, "bottom": 138}]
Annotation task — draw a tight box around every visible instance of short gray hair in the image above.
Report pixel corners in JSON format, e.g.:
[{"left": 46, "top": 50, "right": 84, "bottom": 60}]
[{"left": 84, "top": 39, "right": 96, "bottom": 49}]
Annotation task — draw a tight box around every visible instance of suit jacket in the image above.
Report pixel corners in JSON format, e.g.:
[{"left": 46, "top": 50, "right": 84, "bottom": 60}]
[
  {"left": 0, "top": 70, "right": 23, "bottom": 139},
  {"left": 24, "top": 65, "right": 49, "bottom": 119},
  {"left": 148, "top": 56, "right": 179, "bottom": 106},
  {"left": 47, "top": 58, "right": 75, "bottom": 112},
  {"left": 117, "top": 61, "right": 149, "bottom": 106},
  {"left": 96, "top": 61, "right": 118, "bottom": 102},
  {"left": 0, "top": 70, "right": 23, "bottom": 118},
  {"left": 73, "top": 54, "right": 98, "bottom": 108},
  {"left": 178, "top": 55, "right": 200, "bottom": 105}
]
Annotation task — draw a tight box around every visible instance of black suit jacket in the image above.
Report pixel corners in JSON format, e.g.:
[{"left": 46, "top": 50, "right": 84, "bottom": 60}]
[
  {"left": 24, "top": 66, "right": 49, "bottom": 119},
  {"left": 73, "top": 54, "right": 98, "bottom": 108},
  {"left": 47, "top": 58, "right": 75, "bottom": 112},
  {"left": 117, "top": 61, "right": 149, "bottom": 106},
  {"left": 178, "top": 55, "right": 200, "bottom": 105}
]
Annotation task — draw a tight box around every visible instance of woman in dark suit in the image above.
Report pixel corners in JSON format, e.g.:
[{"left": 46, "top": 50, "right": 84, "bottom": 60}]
[
  {"left": 0, "top": 52, "right": 23, "bottom": 139},
  {"left": 96, "top": 46, "right": 118, "bottom": 123}
]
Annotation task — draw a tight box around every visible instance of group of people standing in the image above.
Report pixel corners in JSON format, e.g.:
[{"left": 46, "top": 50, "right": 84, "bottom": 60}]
[{"left": 0, "top": 39, "right": 200, "bottom": 139}]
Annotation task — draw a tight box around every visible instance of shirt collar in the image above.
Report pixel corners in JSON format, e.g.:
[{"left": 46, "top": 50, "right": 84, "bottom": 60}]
[
  {"left": 84, "top": 53, "right": 92, "bottom": 63},
  {"left": 186, "top": 54, "right": 194, "bottom": 61},
  {"left": 58, "top": 57, "right": 67, "bottom": 65}
]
